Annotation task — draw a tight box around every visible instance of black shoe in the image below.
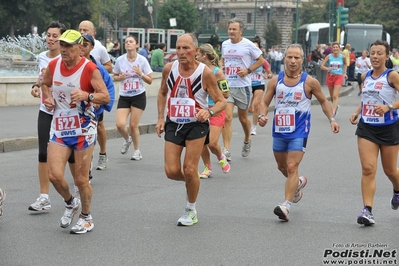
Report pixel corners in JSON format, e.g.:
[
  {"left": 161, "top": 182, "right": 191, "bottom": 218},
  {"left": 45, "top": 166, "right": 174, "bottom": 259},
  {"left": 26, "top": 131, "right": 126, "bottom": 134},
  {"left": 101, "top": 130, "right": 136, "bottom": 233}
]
[{"left": 89, "top": 171, "right": 93, "bottom": 181}]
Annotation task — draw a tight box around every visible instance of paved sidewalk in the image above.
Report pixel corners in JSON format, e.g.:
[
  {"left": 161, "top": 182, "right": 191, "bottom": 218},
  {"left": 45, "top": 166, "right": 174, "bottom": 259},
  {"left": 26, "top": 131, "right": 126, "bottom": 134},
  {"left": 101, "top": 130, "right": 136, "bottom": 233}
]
[{"left": 0, "top": 85, "right": 353, "bottom": 152}]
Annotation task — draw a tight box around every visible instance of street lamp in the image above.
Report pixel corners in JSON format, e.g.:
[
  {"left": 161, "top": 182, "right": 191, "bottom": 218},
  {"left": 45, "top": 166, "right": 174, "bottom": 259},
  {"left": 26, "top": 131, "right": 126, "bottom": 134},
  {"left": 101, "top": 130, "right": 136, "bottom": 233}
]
[
  {"left": 254, "top": 0, "right": 258, "bottom": 32},
  {"left": 294, "top": 0, "right": 299, "bottom": 43}
]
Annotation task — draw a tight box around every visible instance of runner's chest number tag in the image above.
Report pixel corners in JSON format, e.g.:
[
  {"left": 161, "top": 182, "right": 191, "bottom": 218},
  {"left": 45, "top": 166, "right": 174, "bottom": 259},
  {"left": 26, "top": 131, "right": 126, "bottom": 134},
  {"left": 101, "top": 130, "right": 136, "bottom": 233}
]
[
  {"left": 54, "top": 109, "right": 82, "bottom": 137},
  {"left": 225, "top": 67, "right": 241, "bottom": 78},
  {"left": 124, "top": 78, "right": 139, "bottom": 92},
  {"left": 362, "top": 103, "right": 385, "bottom": 124},
  {"left": 274, "top": 107, "right": 296, "bottom": 133},
  {"left": 169, "top": 98, "right": 196, "bottom": 123}
]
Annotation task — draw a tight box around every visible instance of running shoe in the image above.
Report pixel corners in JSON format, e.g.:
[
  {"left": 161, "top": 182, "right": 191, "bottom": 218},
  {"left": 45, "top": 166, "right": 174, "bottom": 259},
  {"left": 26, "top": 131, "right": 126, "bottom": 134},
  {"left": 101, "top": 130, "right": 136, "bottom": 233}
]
[
  {"left": 357, "top": 207, "right": 375, "bottom": 226},
  {"left": 131, "top": 150, "right": 143, "bottom": 161},
  {"left": 121, "top": 136, "right": 132, "bottom": 154},
  {"left": 60, "top": 197, "right": 81, "bottom": 228},
  {"left": 357, "top": 91, "right": 362, "bottom": 96},
  {"left": 218, "top": 154, "right": 230, "bottom": 173},
  {"left": 250, "top": 126, "right": 257, "bottom": 136},
  {"left": 293, "top": 176, "right": 308, "bottom": 203},
  {"left": 199, "top": 165, "right": 212, "bottom": 179},
  {"left": 70, "top": 215, "right": 94, "bottom": 234},
  {"left": 223, "top": 148, "right": 232, "bottom": 162},
  {"left": 96, "top": 154, "right": 108, "bottom": 170},
  {"left": 0, "top": 188, "right": 5, "bottom": 219},
  {"left": 177, "top": 208, "right": 198, "bottom": 226},
  {"left": 390, "top": 192, "right": 399, "bottom": 210},
  {"left": 241, "top": 141, "right": 251, "bottom": 157},
  {"left": 28, "top": 196, "right": 51, "bottom": 211},
  {"left": 274, "top": 204, "right": 289, "bottom": 221},
  {"left": 334, "top": 105, "right": 340, "bottom": 117}
]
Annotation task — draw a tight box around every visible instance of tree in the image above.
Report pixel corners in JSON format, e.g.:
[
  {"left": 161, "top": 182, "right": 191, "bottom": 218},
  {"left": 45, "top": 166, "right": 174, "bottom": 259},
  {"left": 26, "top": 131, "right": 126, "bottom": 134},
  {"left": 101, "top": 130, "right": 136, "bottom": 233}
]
[
  {"left": 101, "top": 0, "right": 129, "bottom": 31},
  {"left": 157, "top": 0, "right": 200, "bottom": 32},
  {"left": 264, "top": 19, "right": 282, "bottom": 49},
  {"left": 299, "top": 0, "right": 330, "bottom": 25}
]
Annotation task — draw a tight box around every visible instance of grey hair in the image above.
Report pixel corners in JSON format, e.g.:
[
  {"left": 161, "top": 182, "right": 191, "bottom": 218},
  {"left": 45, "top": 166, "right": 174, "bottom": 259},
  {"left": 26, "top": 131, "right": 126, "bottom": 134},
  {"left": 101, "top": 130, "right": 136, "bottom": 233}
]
[
  {"left": 228, "top": 17, "right": 245, "bottom": 30},
  {"left": 177, "top": 33, "right": 199, "bottom": 48},
  {"left": 285, "top": 44, "right": 304, "bottom": 58}
]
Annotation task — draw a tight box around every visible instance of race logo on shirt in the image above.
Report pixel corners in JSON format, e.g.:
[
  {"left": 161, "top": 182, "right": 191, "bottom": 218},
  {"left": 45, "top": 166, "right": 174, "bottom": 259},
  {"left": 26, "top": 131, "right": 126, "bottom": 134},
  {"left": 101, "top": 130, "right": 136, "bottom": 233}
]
[{"left": 374, "top": 82, "right": 383, "bottom": 90}]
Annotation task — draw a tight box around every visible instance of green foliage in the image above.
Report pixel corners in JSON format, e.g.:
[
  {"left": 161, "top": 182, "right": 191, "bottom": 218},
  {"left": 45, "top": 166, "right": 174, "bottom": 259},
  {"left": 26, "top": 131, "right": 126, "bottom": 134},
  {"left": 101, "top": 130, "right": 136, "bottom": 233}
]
[
  {"left": 298, "top": 0, "right": 399, "bottom": 48},
  {"left": 264, "top": 19, "right": 281, "bottom": 49},
  {"left": 101, "top": 0, "right": 129, "bottom": 30},
  {"left": 299, "top": 0, "right": 330, "bottom": 25},
  {"left": 157, "top": 0, "right": 199, "bottom": 32}
]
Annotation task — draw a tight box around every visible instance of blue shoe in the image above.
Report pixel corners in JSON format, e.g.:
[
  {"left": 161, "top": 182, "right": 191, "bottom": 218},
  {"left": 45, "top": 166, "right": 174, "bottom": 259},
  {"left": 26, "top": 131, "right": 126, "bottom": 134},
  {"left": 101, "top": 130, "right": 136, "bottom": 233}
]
[
  {"left": 357, "top": 207, "right": 375, "bottom": 226},
  {"left": 390, "top": 193, "right": 399, "bottom": 210}
]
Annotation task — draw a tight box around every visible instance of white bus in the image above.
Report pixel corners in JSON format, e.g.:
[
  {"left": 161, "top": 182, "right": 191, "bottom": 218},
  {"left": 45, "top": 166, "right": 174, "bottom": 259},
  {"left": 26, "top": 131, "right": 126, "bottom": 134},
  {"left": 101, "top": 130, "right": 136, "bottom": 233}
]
[
  {"left": 297, "top": 23, "right": 329, "bottom": 61},
  {"left": 339, "top": 24, "right": 390, "bottom": 57}
]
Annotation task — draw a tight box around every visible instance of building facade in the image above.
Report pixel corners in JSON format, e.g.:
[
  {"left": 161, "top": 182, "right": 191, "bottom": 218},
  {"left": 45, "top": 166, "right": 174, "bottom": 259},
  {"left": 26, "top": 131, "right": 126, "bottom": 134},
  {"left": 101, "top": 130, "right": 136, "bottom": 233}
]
[{"left": 191, "top": 0, "right": 310, "bottom": 49}]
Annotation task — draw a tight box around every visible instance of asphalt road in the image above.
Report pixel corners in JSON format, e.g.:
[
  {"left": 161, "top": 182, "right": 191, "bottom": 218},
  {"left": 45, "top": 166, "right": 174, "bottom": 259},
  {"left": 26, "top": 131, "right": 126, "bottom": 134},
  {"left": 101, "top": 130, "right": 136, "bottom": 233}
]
[{"left": 1, "top": 88, "right": 398, "bottom": 266}]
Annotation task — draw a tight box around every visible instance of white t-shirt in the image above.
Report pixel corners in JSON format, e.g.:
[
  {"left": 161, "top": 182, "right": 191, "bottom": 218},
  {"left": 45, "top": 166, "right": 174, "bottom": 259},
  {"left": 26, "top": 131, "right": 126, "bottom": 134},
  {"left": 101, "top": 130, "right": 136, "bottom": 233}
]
[
  {"left": 114, "top": 54, "right": 152, "bottom": 97},
  {"left": 356, "top": 57, "right": 371, "bottom": 74},
  {"left": 37, "top": 51, "right": 61, "bottom": 114},
  {"left": 222, "top": 37, "right": 262, "bottom": 87},
  {"left": 90, "top": 39, "right": 110, "bottom": 65}
]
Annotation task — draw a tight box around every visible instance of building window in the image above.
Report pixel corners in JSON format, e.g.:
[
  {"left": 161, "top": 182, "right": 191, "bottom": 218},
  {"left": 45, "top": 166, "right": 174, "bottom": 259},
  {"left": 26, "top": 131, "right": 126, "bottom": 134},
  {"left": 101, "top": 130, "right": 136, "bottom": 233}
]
[
  {"left": 230, "top": 13, "right": 235, "bottom": 18},
  {"left": 247, "top": 13, "right": 252, "bottom": 23},
  {"left": 215, "top": 13, "right": 220, "bottom": 23}
]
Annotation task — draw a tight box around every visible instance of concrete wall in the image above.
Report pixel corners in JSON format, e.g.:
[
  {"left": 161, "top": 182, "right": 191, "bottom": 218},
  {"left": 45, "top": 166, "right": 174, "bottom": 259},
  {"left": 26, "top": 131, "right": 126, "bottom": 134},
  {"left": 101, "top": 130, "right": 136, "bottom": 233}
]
[{"left": 0, "top": 72, "right": 163, "bottom": 106}]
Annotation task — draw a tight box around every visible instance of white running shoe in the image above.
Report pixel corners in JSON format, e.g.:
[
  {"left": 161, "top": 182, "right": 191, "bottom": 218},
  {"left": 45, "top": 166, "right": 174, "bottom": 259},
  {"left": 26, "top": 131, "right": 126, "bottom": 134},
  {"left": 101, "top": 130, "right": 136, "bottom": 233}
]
[
  {"left": 223, "top": 147, "right": 232, "bottom": 162},
  {"left": 177, "top": 208, "right": 198, "bottom": 226},
  {"left": 250, "top": 126, "right": 257, "bottom": 135},
  {"left": 70, "top": 215, "right": 94, "bottom": 234},
  {"left": 121, "top": 136, "right": 132, "bottom": 154},
  {"left": 0, "top": 188, "right": 5, "bottom": 218},
  {"left": 241, "top": 141, "right": 251, "bottom": 157},
  {"left": 28, "top": 196, "right": 51, "bottom": 211},
  {"left": 293, "top": 176, "right": 308, "bottom": 203},
  {"left": 60, "top": 197, "right": 81, "bottom": 228},
  {"left": 131, "top": 150, "right": 143, "bottom": 161},
  {"left": 96, "top": 154, "right": 108, "bottom": 170},
  {"left": 274, "top": 204, "right": 290, "bottom": 221}
]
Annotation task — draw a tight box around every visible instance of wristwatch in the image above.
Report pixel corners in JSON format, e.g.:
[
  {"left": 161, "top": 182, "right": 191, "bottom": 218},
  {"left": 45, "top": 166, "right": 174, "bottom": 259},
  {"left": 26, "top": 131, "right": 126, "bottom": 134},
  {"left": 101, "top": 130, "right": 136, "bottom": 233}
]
[
  {"left": 88, "top": 93, "right": 94, "bottom": 102},
  {"left": 388, "top": 103, "right": 394, "bottom": 110},
  {"left": 247, "top": 68, "right": 252, "bottom": 74},
  {"left": 208, "top": 109, "right": 214, "bottom": 117},
  {"left": 32, "top": 84, "right": 40, "bottom": 89}
]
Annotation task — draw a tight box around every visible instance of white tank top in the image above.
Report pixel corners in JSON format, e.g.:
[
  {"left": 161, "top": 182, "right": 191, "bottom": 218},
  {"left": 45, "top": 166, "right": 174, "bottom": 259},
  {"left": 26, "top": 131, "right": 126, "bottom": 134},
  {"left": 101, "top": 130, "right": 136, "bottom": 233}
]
[
  {"left": 360, "top": 69, "right": 398, "bottom": 126},
  {"left": 166, "top": 60, "right": 208, "bottom": 122},
  {"left": 50, "top": 58, "right": 97, "bottom": 137}
]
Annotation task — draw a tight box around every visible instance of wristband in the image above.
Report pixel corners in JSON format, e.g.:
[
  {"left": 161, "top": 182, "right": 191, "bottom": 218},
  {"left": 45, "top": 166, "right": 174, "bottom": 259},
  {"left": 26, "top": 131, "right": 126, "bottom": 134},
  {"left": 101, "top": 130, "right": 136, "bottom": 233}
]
[
  {"left": 329, "top": 117, "right": 336, "bottom": 123},
  {"left": 32, "top": 84, "right": 40, "bottom": 89},
  {"left": 141, "top": 73, "right": 145, "bottom": 78},
  {"left": 258, "top": 114, "right": 265, "bottom": 120}
]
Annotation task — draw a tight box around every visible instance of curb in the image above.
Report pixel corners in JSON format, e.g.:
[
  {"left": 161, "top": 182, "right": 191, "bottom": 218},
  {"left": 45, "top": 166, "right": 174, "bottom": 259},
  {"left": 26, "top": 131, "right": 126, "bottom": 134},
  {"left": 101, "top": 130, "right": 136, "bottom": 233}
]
[{"left": 0, "top": 86, "right": 353, "bottom": 153}]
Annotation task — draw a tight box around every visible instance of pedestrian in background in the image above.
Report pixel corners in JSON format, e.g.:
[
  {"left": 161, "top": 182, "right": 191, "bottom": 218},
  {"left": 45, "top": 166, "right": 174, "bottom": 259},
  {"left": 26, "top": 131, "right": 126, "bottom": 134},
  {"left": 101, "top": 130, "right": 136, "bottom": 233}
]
[{"left": 114, "top": 35, "right": 153, "bottom": 161}]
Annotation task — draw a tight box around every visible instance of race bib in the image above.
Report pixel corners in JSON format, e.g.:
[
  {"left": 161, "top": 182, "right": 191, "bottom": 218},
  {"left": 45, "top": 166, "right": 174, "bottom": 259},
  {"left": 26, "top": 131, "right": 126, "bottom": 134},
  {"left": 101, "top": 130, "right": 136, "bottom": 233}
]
[
  {"left": 123, "top": 78, "right": 140, "bottom": 93},
  {"left": 54, "top": 109, "right": 82, "bottom": 138},
  {"left": 362, "top": 103, "right": 385, "bottom": 124},
  {"left": 169, "top": 97, "right": 197, "bottom": 124},
  {"left": 225, "top": 66, "right": 241, "bottom": 79},
  {"left": 274, "top": 107, "right": 296, "bottom": 133}
]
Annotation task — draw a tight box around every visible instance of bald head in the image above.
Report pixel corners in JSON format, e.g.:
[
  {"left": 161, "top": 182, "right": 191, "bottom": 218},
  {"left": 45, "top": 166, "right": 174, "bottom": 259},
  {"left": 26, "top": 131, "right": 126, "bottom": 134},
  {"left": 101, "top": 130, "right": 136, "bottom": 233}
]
[{"left": 79, "top": 20, "right": 96, "bottom": 36}]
